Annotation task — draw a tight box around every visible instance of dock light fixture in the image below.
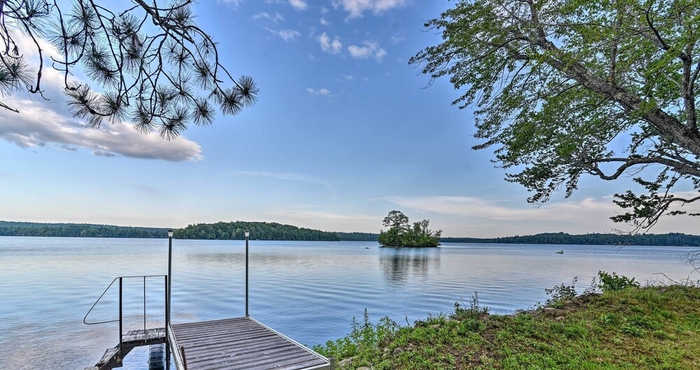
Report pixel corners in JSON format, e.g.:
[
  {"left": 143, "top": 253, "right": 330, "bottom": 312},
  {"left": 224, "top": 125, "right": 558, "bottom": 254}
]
[{"left": 245, "top": 230, "right": 250, "bottom": 317}]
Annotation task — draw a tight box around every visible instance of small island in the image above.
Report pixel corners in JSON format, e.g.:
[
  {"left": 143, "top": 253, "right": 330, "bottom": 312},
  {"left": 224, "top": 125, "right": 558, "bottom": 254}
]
[{"left": 378, "top": 210, "right": 442, "bottom": 247}]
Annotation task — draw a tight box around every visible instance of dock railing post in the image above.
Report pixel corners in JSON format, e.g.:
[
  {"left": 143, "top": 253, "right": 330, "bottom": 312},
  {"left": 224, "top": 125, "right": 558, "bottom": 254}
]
[{"left": 245, "top": 230, "right": 250, "bottom": 317}]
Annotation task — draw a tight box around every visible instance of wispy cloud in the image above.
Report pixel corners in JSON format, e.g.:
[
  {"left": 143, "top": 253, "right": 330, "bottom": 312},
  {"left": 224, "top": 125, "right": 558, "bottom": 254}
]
[
  {"left": 234, "top": 171, "right": 337, "bottom": 197},
  {"left": 253, "top": 11, "right": 284, "bottom": 23},
  {"left": 320, "top": 17, "right": 330, "bottom": 25},
  {"left": 307, "top": 87, "right": 331, "bottom": 96},
  {"left": 263, "top": 208, "right": 378, "bottom": 232},
  {"left": 317, "top": 32, "right": 342, "bottom": 54},
  {"left": 289, "top": 0, "right": 308, "bottom": 10},
  {"left": 347, "top": 41, "right": 386, "bottom": 62},
  {"left": 384, "top": 195, "right": 615, "bottom": 222},
  {"left": 377, "top": 193, "right": 700, "bottom": 237},
  {"left": 221, "top": 0, "right": 244, "bottom": 8},
  {"left": 266, "top": 27, "right": 301, "bottom": 41},
  {"left": 333, "top": 0, "right": 408, "bottom": 19}
]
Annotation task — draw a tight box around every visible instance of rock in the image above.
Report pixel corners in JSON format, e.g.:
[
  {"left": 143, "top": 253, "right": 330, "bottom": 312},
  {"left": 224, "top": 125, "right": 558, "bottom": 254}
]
[
  {"left": 339, "top": 357, "right": 353, "bottom": 369},
  {"left": 393, "top": 347, "right": 404, "bottom": 355}
]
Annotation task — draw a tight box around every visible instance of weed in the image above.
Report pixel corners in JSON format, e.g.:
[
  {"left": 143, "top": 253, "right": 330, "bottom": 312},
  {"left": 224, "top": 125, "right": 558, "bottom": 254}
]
[
  {"left": 313, "top": 309, "right": 399, "bottom": 365},
  {"left": 453, "top": 292, "right": 489, "bottom": 321},
  {"left": 598, "top": 271, "right": 639, "bottom": 292},
  {"left": 545, "top": 277, "right": 578, "bottom": 307}
]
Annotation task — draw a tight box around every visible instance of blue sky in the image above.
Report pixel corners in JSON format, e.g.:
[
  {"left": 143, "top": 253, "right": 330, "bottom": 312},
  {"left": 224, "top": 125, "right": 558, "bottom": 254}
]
[{"left": 0, "top": 0, "right": 697, "bottom": 237}]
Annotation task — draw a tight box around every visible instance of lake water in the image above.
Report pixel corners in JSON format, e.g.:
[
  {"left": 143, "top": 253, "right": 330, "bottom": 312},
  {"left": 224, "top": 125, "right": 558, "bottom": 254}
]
[{"left": 1, "top": 237, "right": 698, "bottom": 370}]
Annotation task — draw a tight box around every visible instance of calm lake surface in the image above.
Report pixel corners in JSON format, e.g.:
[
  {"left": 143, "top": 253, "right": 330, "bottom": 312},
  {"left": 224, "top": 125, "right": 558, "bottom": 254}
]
[{"left": 1, "top": 237, "right": 698, "bottom": 370}]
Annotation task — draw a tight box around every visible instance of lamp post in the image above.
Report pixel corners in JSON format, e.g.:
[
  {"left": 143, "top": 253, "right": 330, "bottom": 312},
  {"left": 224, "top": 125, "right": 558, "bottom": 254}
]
[
  {"left": 167, "top": 230, "right": 173, "bottom": 326},
  {"left": 245, "top": 230, "right": 250, "bottom": 317},
  {"left": 166, "top": 229, "right": 173, "bottom": 370}
]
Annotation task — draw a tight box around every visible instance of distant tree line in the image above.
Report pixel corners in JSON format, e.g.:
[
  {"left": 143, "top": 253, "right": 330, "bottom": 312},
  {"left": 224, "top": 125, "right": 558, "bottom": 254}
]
[
  {"left": 173, "top": 221, "right": 340, "bottom": 241},
  {"left": 336, "top": 232, "right": 379, "bottom": 241},
  {"left": 3, "top": 220, "right": 698, "bottom": 246},
  {"left": 441, "top": 232, "right": 700, "bottom": 247},
  {"left": 0, "top": 221, "right": 169, "bottom": 238}
]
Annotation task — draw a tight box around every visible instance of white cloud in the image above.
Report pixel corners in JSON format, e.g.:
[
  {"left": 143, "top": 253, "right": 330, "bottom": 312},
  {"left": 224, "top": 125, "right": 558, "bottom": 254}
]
[
  {"left": 0, "top": 98, "right": 203, "bottom": 161},
  {"left": 307, "top": 88, "right": 331, "bottom": 96},
  {"left": 220, "top": 0, "right": 244, "bottom": 8},
  {"left": 347, "top": 40, "right": 386, "bottom": 61},
  {"left": 343, "top": 74, "right": 353, "bottom": 80},
  {"left": 347, "top": 45, "right": 371, "bottom": 58},
  {"left": 320, "top": 17, "right": 330, "bottom": 25},
  {"left": 333, "top": 0, "right": 408, "bottom": 19},
  {"left": 384, "top": 195, "right": 614, "bottom": 222},
  {"left": 391, "top": 32, "right": 405, "bottom": 43},
  {"left": 317, "top": 32, "right": 342, "bottom": 54},
  {"left": 266, "top": 27, "right": 301, "bottom": 41},
  {"left": 0, "top": 27, "right": 204, "bottom": 162},
  {"left": 279, "top": 29, "right": 301, "bottom": 41},
  {"left": 263, "top": 208, "right": 378, "bottom": 233},
  {"left": 289, "top": 0, "right": 308, "bottom": 10},
  {"left": 252, "top": 12, "right": 284, "bottom": 23},
  {"left": 382, "top": 194, "right": 700, "bottom": 236},
  {"left": 375, "top": 48, "right": 387, "bottom": 61}
]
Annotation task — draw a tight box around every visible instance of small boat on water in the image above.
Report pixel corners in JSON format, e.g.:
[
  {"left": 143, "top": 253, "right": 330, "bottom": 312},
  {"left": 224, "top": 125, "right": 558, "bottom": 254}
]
[{"left": 556, "top": 250, "right": 564, "bottom": 254}]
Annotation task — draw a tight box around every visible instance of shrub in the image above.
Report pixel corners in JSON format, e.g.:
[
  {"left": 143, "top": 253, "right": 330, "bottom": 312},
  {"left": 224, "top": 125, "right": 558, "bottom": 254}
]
[
  {"left": 545, "top": 277, "right": 578, "bottom": 307},
  {"left": 598, "top": 271, "right": 639, "bottom": 292},
  {"left": 313, "top": 309, "right": 399, "bottom": 363}
]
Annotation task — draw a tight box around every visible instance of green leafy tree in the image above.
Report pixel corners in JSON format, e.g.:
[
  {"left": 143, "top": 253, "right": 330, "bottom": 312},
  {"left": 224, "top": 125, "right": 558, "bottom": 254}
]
[
  {"left": 379, "top": 210, "right": 441, "bottom": 247},
  {"left": 0, "top": 0, "right": 257, "bottom": 139},
  {"left": 379, "top": 210, "right": 409, "bottom": 247},
  {"left": 410, "top": 0, "right": 700, "bottom": 231}
]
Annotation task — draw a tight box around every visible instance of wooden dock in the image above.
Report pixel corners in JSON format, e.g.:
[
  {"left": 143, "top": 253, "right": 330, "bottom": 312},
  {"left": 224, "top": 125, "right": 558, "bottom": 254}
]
[
  {"left": 168, "top": 316, "right": 333, "bottom": 370},
  {"left": 84, "top": 328, "right": 166, "bottom": 370},
  {"left": 85, "top": 237, "right": 334, "bottom": 370}
]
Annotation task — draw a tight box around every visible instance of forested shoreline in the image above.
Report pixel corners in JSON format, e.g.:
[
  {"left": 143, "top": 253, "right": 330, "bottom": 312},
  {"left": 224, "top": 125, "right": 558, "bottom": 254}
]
[
  {"left": 0, "top": 221, "right": 169, "bottom": 238},
  {"left": 442, "top": 232, "right": 700, "bottom": 247},
  {"left": 173, "top": 221, "right": 340, "bottom": 241},
  {"left": 2, "top": 221, "right": 700, "bottom": 246}
]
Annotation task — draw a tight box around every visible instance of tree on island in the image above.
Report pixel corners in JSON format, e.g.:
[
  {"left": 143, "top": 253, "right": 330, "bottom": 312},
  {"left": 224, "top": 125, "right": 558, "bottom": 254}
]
[
  {"left": 410, "top": 1, "right": 700, "bottom": 231},
  {"left": 379, "top": 210, "right": 442, "bottom": 247},
  {"left": 1, "top": 0, "right": 257, "bottom": 139}
]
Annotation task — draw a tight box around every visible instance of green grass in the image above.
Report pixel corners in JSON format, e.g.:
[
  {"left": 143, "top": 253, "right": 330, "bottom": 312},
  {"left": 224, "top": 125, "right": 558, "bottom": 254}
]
[{"left": 314, "top": 283, "right": 700, "bottom": 369}]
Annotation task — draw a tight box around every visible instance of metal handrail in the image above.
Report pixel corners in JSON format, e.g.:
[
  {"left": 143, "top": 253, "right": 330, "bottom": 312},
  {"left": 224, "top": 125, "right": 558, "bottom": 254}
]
[
  {"left": 84, "top": 274, "right": 168, "bottom": 362},
  {"left": 83, "top": 274, "right": 167, "bottom": 325}
]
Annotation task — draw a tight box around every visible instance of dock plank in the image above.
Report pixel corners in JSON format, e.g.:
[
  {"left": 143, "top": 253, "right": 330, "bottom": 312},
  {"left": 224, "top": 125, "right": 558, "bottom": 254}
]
[{"left": 170, "top": 317, "right": 331, "bottom": 370}]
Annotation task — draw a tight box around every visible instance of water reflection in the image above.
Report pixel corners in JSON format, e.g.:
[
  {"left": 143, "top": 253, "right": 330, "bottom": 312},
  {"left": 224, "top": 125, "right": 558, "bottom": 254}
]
[{"left": 379, "top": 247, "right": 440, "bottom": 286}]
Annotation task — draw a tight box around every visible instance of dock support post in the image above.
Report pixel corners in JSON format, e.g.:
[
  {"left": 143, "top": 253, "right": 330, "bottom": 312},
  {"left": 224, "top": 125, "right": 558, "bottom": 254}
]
[{"left": 245, "top": 230, "right": 250, "bottom": 317}]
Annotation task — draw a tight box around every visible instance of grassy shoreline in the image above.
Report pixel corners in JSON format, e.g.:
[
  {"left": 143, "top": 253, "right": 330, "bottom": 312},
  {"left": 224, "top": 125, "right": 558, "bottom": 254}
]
[{"left": 315, "top": 276, "right": 700, "bottom": 369}]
